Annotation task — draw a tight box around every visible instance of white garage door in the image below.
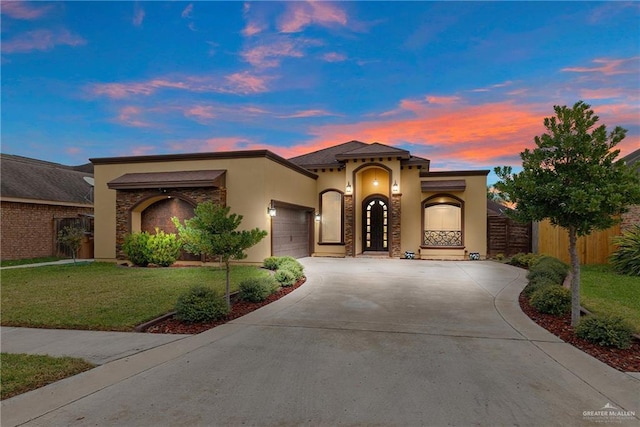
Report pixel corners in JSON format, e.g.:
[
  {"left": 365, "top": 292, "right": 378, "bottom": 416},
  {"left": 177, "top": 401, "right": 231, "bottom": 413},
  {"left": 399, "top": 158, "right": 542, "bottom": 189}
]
[{"left": 272, "top": 206, "right": 311, "bottom": 258}]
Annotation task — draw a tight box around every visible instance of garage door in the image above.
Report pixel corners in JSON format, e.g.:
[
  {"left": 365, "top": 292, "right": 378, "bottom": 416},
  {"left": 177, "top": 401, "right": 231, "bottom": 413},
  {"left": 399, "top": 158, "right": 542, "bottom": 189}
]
[{"left": 272, "top": 206, "right": 311, "bottom": 258}]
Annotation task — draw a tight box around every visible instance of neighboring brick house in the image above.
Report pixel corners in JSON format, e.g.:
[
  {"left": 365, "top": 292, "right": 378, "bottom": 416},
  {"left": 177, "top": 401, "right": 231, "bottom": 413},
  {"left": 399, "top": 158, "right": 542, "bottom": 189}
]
[
  {"left": 0, "top": 154, "right": 94, "bottom": 261},
  {"left": 621, "top": 148, "right": 640, "bottom": 232}
]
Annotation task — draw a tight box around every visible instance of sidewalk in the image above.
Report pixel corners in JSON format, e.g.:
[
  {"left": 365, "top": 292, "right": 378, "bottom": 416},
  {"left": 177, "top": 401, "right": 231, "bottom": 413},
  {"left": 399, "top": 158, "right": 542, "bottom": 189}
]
[{"left": 0, "top": 259, "right": 95, "bottom": 270}]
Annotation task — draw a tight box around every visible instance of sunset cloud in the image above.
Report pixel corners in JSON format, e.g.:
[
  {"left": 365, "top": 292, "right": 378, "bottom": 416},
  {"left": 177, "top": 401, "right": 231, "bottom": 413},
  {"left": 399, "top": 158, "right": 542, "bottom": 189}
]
[
  {"left": 116, "top": 106, "right": 150, "bottom": 127},
  {"left": 323, "top": 52, "right": 346, "bottom": 62},
  {"left": 278, "top": 109, "right": 337, "bottom": 119},
  {"left": 241, "top": 37, "right": 308, "bottom": 68},
  {"left": 278, "top": 1, "right": 348, "bottom": 33},
  {"left": 89, "top": 72, "right": 271, "bottom": 99},
  {"left": 132, "top": 3, "right": 145, "bottom": 27},
  {"left": 562, "top": 57, "right": 639, "bottom": 75},
  {"left": 0, "top": 1, "right": 53, "bottom": 20},
  {"left": 2, "top": 29, "right": 86, "bottom": 53},
  {"left": 181, "top": 4, "right": 194, "bottom": 19}
]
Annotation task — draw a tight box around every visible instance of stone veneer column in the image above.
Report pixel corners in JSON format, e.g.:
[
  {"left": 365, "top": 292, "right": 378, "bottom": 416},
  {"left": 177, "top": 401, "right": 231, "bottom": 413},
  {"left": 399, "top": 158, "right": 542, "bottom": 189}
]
[
  {"left": 391, "top": 193, "right": 402, "bottom": 258},
  {"left": 344, "top": 194, "right": 354, "bottom": 257}
]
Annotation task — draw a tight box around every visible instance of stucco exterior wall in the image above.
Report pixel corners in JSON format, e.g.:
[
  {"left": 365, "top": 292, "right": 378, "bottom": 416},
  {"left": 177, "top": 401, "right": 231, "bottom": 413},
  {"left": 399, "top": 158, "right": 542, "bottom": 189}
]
[
  {"left": 420, "top": 173, "right": 488, "bottom": 260},
  {"left": 93, "top": 155, "right": 317, "bottom": 264},
  {"left": 314, "top": 169, "right": 347, "bottom": 257}
]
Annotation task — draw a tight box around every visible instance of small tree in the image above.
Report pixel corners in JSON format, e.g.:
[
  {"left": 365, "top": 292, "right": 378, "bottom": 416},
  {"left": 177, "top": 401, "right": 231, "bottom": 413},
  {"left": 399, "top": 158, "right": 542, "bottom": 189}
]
[
  {"left": 495, "top": 101, "right": 640, "bottom": 326},
  {"left": 172, "top": 202, "right": 267, "bottom": 307},
  {"left": 58, "top": 226, "right": 84, "bottom": 264}
]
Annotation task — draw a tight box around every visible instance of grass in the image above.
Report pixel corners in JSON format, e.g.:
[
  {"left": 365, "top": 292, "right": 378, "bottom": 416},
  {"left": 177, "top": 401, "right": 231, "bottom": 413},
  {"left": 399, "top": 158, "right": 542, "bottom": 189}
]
[
  {"left": 1, "top": 262, "right": 270, "bottom": 331},
  {"left": 1, "top": 353, "right": 95, "bottom": 400},
  {"left": 0, "top": 257, "right": 65, "bottom": 267},
  {"left": 581, "top": 264, "right": 640, "bottom": 333}
]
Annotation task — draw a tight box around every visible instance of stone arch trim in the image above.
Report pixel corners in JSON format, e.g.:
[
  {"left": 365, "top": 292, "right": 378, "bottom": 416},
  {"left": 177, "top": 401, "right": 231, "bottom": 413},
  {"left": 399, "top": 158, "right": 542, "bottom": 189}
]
[{"left": 114, "top": 187, "right": 226, "bottom": 259}]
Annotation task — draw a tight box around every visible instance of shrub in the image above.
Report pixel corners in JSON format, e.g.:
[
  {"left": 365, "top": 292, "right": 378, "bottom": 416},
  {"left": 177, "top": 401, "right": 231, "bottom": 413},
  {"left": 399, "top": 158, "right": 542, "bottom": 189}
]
[
  {"left": 148, "top": 228, "right": 182, "bottom": 267},
  {"left": 495, "top": 253, "right": 505, "bottom": 261},
  {"left": 530, "top": 285, "right": 571, "bottom": 315},
  {"left": 522, "top": 276, "right": 558, "bottom": 298},
  {"left": 276, "top": 256, "right": 299, "bottom": 267},
  {"left": 274, "top": 269, "right": 297, "bottom": 287},
  {"left": 610, "top": 225, "right": 640, "bottom": 276},
  {"left": 239, "top": 276, "right": 278, "bottom": 302},
  {"left": 263, "top": 257, "right": 280, "bottom": 271},
  {"left": 175, "top": 286, "right": 229, "bottom": 323},
  {"left": 122, "top": 232, "right": 152, "bottom": 266},
  {"left": 576, "top": 315, "right": 634, "bottom": 349},
  {"left": 508, "top": 253, "right": 544, "bottom": 269},
  {"left": 278, "top": 260, "right": 304, "bottom": 280},
  {"left": 529, "top": 256, "right": 569, "bottom": 281}
]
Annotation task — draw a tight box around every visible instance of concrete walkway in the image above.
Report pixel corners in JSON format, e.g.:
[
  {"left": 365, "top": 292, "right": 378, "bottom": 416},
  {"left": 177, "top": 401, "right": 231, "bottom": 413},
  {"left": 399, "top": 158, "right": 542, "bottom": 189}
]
[
  {"left": 0, "top": 259, "right": 94, "bottom": 270},
  {"left": 2, "top": 258, "right": 639, "bottom": 426}
]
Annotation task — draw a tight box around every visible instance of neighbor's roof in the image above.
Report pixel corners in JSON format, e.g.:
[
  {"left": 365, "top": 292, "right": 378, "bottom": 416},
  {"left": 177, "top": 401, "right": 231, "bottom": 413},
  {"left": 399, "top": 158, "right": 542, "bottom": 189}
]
[
  {"left": 0, "top": 154, "right": 94, "bottom": 205},
  {"left": 289, "top": 140, "right": 430, "bottom": 169},
  {"left": 623, "top": 148, "right": 640, "bottom": 172}
]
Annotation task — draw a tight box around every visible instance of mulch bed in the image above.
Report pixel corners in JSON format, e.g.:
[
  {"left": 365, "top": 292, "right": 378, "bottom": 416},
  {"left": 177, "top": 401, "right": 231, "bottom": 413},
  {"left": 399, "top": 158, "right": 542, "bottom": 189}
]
[
  {"left": 519, "top": 293, "right": 640, "bottom": 373},
  {"left": 145, "top": 279, "right": 305, "bottom": 335}
]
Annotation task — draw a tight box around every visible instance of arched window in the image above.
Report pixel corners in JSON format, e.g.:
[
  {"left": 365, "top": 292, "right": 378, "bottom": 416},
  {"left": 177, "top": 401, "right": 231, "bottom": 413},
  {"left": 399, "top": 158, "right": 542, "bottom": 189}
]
[
  {"left": 422, "top": 195, "right": 463, "bottom": 247},
  {"left": 320, "top": 190, "right": 343, "bottom": 243}
]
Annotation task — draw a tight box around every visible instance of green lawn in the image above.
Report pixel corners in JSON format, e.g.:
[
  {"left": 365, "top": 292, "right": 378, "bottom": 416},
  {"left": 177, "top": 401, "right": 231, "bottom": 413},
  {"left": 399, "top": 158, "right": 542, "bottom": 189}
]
[
  {"left": 581, "top": 264, "right": 640, "bottom": 333},
  {"left": 1, "top": 353, "right": 95, "bottom": 400},
  {"left": 1, "top": 262, "right": 269, "bottom": 331}
]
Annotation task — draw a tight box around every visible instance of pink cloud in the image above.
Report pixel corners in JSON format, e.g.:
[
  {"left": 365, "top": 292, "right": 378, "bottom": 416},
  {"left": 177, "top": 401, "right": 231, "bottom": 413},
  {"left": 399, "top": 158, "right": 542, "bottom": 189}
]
[
  {"left": 2, "top": 29, "right": 86, "bottom": 53},
  {"left": 116, "top": 106, "right": 150, "bottom": 127},
  {"left": 323, "top": 52, "right": 346, "bottom": 62},
  {"left": 562, "top": 57, "right": 639, "bottom": 75},
  {"left": 242, "top": 22, "right": 264, "bottom": 37},
  {"left": 129, "top": 146, "right": 156, "bottom": 156},
  {"left": 133, "top": 3, "right": 145, "bottom": 27},
  {"left": 426, "top": 96, "right": 462, "bottom": 105},
  {"left": 181, "top": 3, "right": 193, "bottom": 19},
  {"left": 184, "top": 105, "right": 216, "bottom": 120},
  {"left": 278, "top": 1, "right": 348, "bottom": 33},
  {"left": 0, "top": 1, "right": 53, "bottom": 19},
  {"left": 278, "top": 109, "right": 336, "bottom": 119},
  {"left": 580, "top": 88, "right": 627, "bottom": 100},
  {"left": 224, "top": 71, "right": 270, "bottom": 94},
  {"left": 241, "top": 38, "right": 306, "bottom": 68},
  {"left": 89, "top": 73, "right": 270, "bottom": 98}
]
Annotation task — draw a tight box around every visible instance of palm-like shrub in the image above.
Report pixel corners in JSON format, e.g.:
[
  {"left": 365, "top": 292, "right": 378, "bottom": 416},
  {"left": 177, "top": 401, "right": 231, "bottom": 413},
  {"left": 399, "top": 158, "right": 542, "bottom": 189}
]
[{"left": 609, "top": 225, "right": 640, "bottom": 276}]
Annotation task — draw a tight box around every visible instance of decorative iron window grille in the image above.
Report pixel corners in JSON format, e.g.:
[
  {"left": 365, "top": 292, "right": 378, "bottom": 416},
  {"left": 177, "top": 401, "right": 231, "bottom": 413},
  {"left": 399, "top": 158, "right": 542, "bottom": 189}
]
[{"left": 423, "top": 230, "right": 462, "bottom": 246}]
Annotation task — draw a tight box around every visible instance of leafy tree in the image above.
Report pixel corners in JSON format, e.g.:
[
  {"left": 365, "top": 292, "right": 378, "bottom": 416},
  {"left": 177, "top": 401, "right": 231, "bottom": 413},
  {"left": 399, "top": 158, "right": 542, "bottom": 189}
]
[
  {"left": 495, "top": 101, "right": 640, "bottom": 326},
  {"left": 172, "top": 202, "right": 268, "bottom": 307},
  {"left": 58, "top": 226, "right": 84, "bottom": 265}
]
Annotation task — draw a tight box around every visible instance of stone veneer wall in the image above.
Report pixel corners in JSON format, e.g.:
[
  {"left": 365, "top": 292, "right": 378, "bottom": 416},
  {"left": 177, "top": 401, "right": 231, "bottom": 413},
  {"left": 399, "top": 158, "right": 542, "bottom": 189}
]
[
  {"left": 344, "top": 194, "right": 354, "bottom": 257},
  {"left": 115, "top": 187, "right": 225, "bottom": 259},
  {"left": 390, "top": 194, "right": 402, "bottom": 258}
]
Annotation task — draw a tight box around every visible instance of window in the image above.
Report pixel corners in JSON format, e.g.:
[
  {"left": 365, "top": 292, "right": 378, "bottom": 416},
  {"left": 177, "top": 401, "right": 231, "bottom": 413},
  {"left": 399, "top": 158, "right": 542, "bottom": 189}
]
[
  {"left": 320, "top": 190, "right": 343, "bottom": 243},
  {"left": 422, "top": 195, "right": 463, "bottom": 247}
]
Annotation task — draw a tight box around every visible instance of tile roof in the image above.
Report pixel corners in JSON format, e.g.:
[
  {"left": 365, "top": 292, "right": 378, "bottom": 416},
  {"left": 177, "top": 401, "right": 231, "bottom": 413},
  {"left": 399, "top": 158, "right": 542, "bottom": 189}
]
[
  {"left": 288, "top": 140, "right": 429, "bottom": 169},
  {"left": 1, "top": 154, "right": 94, "bottom": 205}
]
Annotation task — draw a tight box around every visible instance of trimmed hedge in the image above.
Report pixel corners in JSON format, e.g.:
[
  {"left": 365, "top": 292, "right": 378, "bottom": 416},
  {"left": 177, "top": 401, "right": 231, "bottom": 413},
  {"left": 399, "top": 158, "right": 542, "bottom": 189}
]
[
  {"left": 530, "top": 285, "right": 571, "bottom": 315},
  {"left": 274, "top": 269, "right": 297, "bottom": 287},
  {"left": 576, "top": 314, "right": 634, "bottom": 349},
  {"left": 239, "top": 276, "right": 278, "bottom": 302},
  {"left": 175, "top": 286, "right": 229, "bottom": 323}
]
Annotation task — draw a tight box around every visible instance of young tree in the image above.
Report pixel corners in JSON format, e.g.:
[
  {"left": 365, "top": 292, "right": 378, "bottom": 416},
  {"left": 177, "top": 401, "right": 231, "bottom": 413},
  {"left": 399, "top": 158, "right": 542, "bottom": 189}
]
[
  {"left": 58, "top": 226, "right": 85, "bottom": 265},
  {"left": 172, "top": 202, "right": 268, "bottom": 308},
  {"left": 495, "top": 101, "right": 640, "bottom": 326}
]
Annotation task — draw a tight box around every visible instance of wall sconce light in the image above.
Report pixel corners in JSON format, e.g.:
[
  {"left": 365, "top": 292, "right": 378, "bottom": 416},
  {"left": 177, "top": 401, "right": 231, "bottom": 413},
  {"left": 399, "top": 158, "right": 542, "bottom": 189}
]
[
  {"left": 315, "top": 212, "right": 321, "bottom": 222},
  {"left": 392, "top": 181, "right": 399, "bottom": 193},
  {"left": 345, "top": 181, "right": 352, "bottom": 194},
  {"left": 267, "top": 203, "right": 277, "bottom": 217},
  {"left": 372, "top": 170, "right": 378, "bottom": 186}
]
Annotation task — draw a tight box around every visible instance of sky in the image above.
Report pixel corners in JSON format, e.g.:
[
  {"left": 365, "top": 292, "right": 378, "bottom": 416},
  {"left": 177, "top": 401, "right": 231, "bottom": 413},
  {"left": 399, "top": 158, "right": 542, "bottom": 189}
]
[{"left": 1, "top": 1, "right": 639, "bottom": 185}]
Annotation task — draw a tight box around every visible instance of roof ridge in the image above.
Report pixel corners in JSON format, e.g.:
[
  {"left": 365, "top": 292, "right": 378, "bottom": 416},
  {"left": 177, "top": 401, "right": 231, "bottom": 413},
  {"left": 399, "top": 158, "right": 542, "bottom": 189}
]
[
  {"left": 287, "top": 140, "right": 366, "bottom": 160},
  {"left": 0, "top": 153, "right": 88, "bottom": 172}
]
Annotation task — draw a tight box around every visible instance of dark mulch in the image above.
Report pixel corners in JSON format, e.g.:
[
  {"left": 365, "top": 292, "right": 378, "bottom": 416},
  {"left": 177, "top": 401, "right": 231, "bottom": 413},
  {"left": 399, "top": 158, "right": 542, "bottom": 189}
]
[
  {"left": 146, "top": 279, "right": 304, "bottom": 335},
  {"left": 519, "top": 293, "right": 640, "bottom": 372}
]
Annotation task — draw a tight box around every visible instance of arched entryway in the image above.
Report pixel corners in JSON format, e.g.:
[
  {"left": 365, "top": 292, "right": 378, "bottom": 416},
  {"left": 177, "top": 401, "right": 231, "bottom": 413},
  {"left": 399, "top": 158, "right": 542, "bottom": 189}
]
[{"left": 362, "top": 194, "right": 389, "bottom": 252}]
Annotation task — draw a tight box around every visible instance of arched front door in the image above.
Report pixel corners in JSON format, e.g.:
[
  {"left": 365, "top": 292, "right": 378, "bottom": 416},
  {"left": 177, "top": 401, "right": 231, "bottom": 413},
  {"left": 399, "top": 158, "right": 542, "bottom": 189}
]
[{"left": 362, "top": 195, "right": 388, "bottom": 252}]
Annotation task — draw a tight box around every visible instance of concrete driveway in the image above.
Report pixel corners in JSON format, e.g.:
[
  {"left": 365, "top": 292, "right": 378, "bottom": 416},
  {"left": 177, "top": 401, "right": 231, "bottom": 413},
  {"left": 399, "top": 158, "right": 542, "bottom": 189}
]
[{"left": 2, "top": 258, "right": 639, "bottom": 426}]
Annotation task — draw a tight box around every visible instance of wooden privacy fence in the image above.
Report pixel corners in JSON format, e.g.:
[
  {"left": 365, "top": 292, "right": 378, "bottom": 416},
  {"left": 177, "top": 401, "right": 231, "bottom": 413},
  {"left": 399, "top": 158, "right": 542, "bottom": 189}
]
[
  {"left": 487, "top": 216, "right": 532, "bottom": 258},
  {"left": 536, "top": 220, "right": 620, "bottom": 265}
]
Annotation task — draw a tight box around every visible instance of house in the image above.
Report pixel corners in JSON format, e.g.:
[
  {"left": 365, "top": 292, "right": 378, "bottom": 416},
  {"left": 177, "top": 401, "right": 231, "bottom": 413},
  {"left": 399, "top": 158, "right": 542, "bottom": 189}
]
[
  {"left": 91, "top": 141, "right": 489, "bottom": 263},
  {"left": 0, "top": 154, "right": 94, "bottom": 260},
  {"left": 621, "top": 148, "right": 640, "bottom": 232}
]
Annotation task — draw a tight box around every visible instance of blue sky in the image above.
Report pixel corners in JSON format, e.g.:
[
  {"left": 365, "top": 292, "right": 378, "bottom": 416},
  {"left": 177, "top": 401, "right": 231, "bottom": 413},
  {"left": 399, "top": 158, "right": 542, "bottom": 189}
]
[{"left": 1, "top": 1, "right": 638, "bottom": 184}]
